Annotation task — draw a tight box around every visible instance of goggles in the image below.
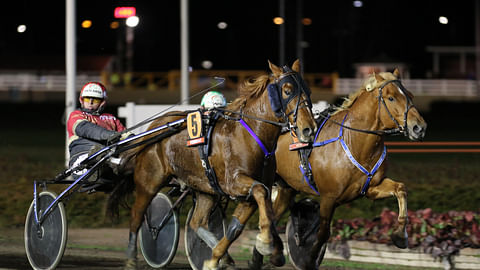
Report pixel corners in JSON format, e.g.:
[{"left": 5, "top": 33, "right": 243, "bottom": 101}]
[{"left": 83, "top": 97, "right": 103, "bottom": 105}]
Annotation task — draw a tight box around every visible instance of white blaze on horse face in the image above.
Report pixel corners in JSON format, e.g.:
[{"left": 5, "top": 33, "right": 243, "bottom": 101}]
[{"left": 396, "top": 85, "right": 406, "bottom": 98}]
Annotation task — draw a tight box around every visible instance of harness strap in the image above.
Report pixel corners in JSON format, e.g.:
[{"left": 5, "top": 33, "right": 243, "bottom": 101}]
[
  {"left": 238, "top": 119, "right": 275, "bottom": 158},
  {"left": 299, "top": 159, "right": 319, "bottom": 195},
  {"left": 340, "top": 140, "right": 387, "bottom": 195},
  {"left": 309, "top": 113, "right": 387, "bottom": 196},
  {"left": 296, "top": 114, "right": 347, "bottom": 195},
  {"left": 198, "top": 111, "right": 227, "bottom": 196},
  {"left": 312, "top": 114, "right": 346, "bottom": 147}
]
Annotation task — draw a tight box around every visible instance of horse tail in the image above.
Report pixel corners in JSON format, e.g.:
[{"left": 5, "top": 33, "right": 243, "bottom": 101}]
[{"left": 106, "top": 173, "right": 135, "bottom": 221}]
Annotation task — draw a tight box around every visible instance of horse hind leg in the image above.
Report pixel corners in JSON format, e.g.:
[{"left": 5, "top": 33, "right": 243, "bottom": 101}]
[
  {"left": 366, "top": 177, "right": 408, "bottom": 249},
  {"left": 125, "top": 159, "right": 170, "bottom": 269},
  {"left": 124, "top": 184, "right": 160, "bottom": 269}
]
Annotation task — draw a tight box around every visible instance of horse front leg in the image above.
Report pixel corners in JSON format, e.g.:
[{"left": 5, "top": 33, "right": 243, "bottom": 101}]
[
  {"left": 203, "top": 201, "right": 257, "bottom": 270},
  {"left": 308, "top": 197, "right": 335, "bottom": 270},
  {"left": 366, "top": 177, "right": 408, "bottom": 248},
  {"left": 249, "top": 184, "right": 295, "bottom": 270}
]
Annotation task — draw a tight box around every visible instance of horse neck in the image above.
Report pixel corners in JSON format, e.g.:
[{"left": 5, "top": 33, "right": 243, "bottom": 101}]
[
  {"left": 241, "top": 95, "right": 282, "bottom": 150},
  {"left": 340, "top": 91, "right": 385, "bottom": 158}
]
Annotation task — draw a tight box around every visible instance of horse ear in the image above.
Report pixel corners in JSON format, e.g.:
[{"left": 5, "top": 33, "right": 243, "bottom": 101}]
[
  {"left": 393, "top": 68, "right": 401, "bottom": 78},
  {"left": 292, "top": 59, "right": 301, "bottom": 73},
  {"left": 268, "top": 60, "right": 282, "bottom": 77}
]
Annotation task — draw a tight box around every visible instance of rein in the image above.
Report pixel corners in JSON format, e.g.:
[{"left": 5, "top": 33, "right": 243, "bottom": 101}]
[
  {"left": 314, "top": 79, "right": 413, "bottom": 137},
  {"left": 118, "top": 77, "right": 226, "bottom": 135}
]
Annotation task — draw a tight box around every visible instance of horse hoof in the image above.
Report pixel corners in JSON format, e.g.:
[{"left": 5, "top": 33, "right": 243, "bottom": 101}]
[
  {"left": 219, "top": 264, "right": 237, "bottom": 270},
  {"left": 391, "top": 233, "right": 408, "bottom": 249},
  {"left": 123, "top": 258, "right": 137, "bottom": 270},
  {"left": 247, "top": 259, "right": 263, "bottom": 270},
  {"left": 219, "top": 253, "right": 235, "bottom": 268},
  {"left": 255, "top": 234, "right": 273, "bottom": 256},
  {"left": 203, "top": 261, "right": 219, "bottom": 270},
  {"left": 269, "top": 253, "right": 285, "bottom": 267}
]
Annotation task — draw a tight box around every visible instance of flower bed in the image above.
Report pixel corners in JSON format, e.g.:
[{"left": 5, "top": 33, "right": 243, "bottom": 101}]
[{"left": 328, "top": 208, "right": 480, "bottom": 269}]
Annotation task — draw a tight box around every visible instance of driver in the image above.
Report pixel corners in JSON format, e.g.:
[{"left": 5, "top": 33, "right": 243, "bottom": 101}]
[{"left": 67, "top": 82, "right": 128, "bottom": 182}]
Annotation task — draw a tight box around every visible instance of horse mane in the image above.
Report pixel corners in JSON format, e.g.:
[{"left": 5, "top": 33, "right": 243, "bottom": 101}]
[
  {"left": 333, "top": 72, "right": 398, "bottom": 114},
  {"left": 226, "top": 73, "right": 270, "bottom": 113}
]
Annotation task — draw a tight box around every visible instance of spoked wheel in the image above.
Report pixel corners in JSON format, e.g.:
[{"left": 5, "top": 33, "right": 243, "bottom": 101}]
[
  {"left": 139, "top": 192, "right": 180, "bottom": 268},
  {"left": 185, "top": 205, "right": 227, "bottom": 270},
  {"left": 25, "top": 190, "right": 68, "bottom": 270}
]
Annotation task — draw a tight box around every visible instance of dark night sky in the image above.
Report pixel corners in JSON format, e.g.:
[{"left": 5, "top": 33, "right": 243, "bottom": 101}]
[{"left": 0, "top": 0, "right": 476, "bottom": 77}]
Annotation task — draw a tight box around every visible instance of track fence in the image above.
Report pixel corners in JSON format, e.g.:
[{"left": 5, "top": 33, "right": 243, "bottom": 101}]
[{"left": 386, "top": 141, "right": 480, "bottom": 153}]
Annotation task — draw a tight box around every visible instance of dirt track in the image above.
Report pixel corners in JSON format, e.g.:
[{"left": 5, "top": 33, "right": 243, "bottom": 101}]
[{"left": 0, "top": 228, "right": 302, "bottom": 270}]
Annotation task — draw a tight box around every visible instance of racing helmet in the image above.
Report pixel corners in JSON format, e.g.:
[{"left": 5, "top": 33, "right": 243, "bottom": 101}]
[
  {"left": 201, "top": 91, "right": 227, "bottom": 109},
  {"left": 79, "top": 82, "right": 107, "bottom": 114},
  {"left": 80, "top": 82, "right": 107, "bottom": 100}
]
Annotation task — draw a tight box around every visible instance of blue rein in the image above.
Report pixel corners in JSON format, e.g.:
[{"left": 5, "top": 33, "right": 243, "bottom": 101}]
[{"left": 304, "top": 113, "right": 387, "bottom": 195}]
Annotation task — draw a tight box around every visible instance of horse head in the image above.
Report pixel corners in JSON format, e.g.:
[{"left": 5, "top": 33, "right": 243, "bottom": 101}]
[
  {"left": 267, "top": 59, "right": 316, "bottom": 143},
  {"left": 365, "top": 69, "right": 427, "bottom": 141}
]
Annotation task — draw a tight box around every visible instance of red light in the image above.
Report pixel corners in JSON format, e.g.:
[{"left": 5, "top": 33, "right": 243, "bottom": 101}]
[{"left": 114, "top": 7, "right": 136, "bottom": 19}]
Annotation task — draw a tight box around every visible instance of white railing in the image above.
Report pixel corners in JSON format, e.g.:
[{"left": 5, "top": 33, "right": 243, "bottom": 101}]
[
  {"left": 1, "top": 72, "right": 478, "bottom": 98},
  {"left": 335, "top": 78, "right": 478, "bottom": 97},
  {"left": 0, "top": 73, "right": 101, "bottom": 92}
]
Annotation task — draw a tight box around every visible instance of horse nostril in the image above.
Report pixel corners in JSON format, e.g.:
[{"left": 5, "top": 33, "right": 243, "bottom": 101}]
[
  {"left": 302, "top": 127, "right": 313, "bottom": 138},
  {"left": 413, "top": 125, "right": 422, "bottom": 134}
]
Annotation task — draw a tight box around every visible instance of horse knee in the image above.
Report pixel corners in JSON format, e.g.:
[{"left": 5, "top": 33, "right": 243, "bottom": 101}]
[
  {"left": 248, "top": 181, "right": 270, "bottom": 201},
  {"left": 397, "top": 182, "right": 407, "bottom": 196}
]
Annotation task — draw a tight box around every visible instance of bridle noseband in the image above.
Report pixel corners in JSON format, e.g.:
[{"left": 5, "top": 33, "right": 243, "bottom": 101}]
[{"left": 377, "top": 79, "right": 415, "bottom": 137}]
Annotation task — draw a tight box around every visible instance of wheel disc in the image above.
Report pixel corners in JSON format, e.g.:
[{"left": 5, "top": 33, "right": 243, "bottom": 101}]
[
  {"left": 24, "top": 190, "right": 67, "bottom": 270},
  {"left": 139, "top": 192, "right": 179, "bottom": 268}
]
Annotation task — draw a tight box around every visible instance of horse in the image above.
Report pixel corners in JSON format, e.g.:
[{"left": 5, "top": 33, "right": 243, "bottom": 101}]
[
  {"left": 107, "top": 59, "right": 317, "bottom": 270},
  {"left": 249, "top": 69, "right": 427, "bottom": 270}
]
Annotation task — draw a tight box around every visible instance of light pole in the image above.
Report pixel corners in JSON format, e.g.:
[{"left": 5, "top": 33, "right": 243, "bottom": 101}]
[{"left": 125, "top": 16, "right": 139, "bottom": 73}]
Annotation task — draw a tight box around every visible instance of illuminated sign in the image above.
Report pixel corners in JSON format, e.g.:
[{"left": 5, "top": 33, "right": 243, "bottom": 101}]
[{"left": 114, "top": 7, "right": 136, "bottom": 19}]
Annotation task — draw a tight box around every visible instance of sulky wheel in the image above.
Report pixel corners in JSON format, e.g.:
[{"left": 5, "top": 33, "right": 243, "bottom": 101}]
[
  {"left": 139, "top": 192, "right": 179, "bottom": 268},
  {"left": 185, "top": 205, "right": 227, "bottom": 270},
  {"left": 24, "top": 190, "right": 68, "bottom": 270},
  {"left": 286, "top": 212, "right": 327, "bottom": 269}
]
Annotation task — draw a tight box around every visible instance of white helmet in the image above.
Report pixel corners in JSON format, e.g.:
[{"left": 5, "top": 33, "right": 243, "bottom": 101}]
[
  {"left": 80, "top": 82, "right": 107, "bottom": 100},
  {"left": 201, "top": 91, "right": 227, "bottom": 109}
]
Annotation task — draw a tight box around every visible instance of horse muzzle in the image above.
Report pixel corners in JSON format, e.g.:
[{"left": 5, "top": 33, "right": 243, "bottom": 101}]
[
  {"left": 407, "top": 122, "right": 427, "bottom": 141},
  {"left": 295, "top": 126, "right": 315, "bottom": 143}
]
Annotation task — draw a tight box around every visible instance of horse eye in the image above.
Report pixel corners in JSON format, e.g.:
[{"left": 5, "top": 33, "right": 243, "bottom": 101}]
[
  {"left": 283, "top": 83, "right": 293, "bottom": 96},
  {"left": 388, "top": 97, "right": 395, "bottom": 102}
]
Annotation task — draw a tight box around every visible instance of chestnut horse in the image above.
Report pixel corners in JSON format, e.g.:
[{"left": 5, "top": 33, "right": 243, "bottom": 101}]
[
  {"left": 250, "top": 70, "right": 427, "bottom": 270},
  {"left": 108, "top": 60, "right": 317, "bottom": 270}
]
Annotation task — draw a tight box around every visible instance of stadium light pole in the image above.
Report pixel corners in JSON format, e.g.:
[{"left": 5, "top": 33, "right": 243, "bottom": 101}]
[
  {"left": 181, "top": 0, "right": 190, "bottom": 104},
  {"left": 279, "top": 0, "right": 285, "bottom": 66},
  {"left": 65, "top": 0, "right": 76, "bottom": 166}
]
